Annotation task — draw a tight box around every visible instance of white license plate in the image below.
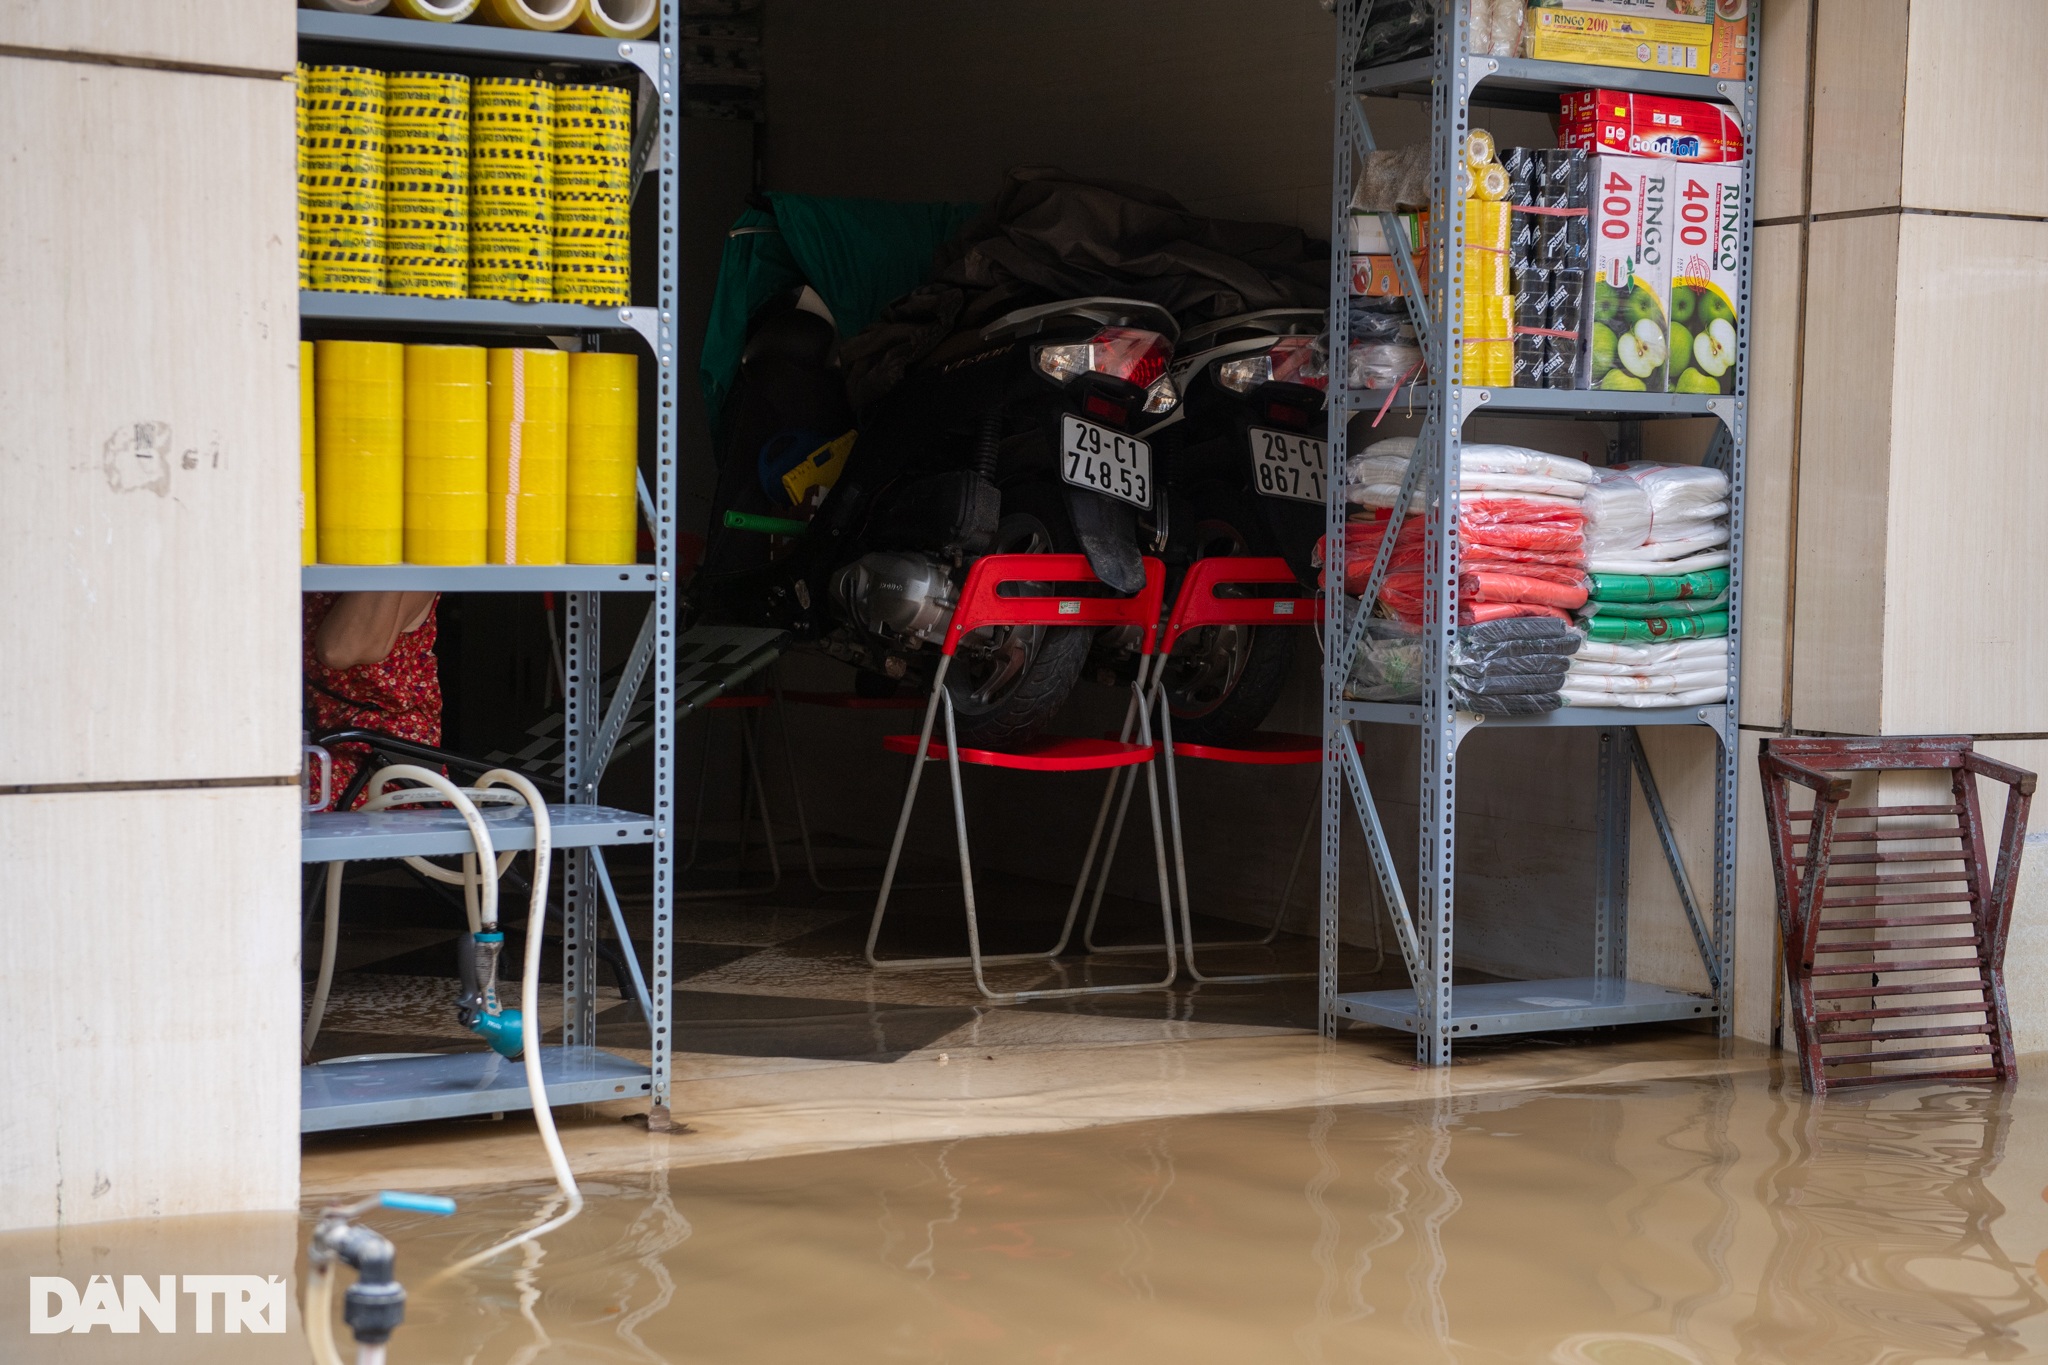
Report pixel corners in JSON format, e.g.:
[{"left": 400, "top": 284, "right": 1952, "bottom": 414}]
[
  {"left": 1249, "top": 428, "right": 1327, "bottom": 504},
  {"left": 1060, "top": 414, "right": 1152, "bottom": 509}
]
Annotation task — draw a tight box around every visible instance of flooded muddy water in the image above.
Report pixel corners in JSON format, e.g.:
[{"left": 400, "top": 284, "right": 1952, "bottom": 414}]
[{"left": 300, "top": 1068, "right": 2048, "bottom": 1364}]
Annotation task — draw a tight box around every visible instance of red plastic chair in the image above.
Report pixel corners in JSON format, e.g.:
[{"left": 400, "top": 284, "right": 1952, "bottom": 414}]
[
  {"left": 864, "top": 553, "right": 1178, "bottom": 1001},
  {"left": 1077, "top": 557, "right": 1328, "bottom": 983}
]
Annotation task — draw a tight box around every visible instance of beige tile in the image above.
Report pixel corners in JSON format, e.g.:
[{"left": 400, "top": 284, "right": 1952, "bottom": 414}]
[
  {"left": 1789, "top": 213, "right": 1900, "bottom": 735},
  {"left": 1755, "top": 0, "right": 1812, "bottom": 221},
  {"left": 0, "top": 786, "right": 301, "bottom": 1230},
  {"left": 0, "top": 0, "right": 292, "bottom": 74},
  {"left": 1808, "top": 0, "right": 1908, "bottom": 215},
  {"left": 1739, "top": 224, "right": 1802, "bottom": 730},
  {"left": 0, "top": 59, "right": 300, "bottom": 787},
  {"left": 1901, "top": 0, "right": 2048, "bottom": 216},
  {"left": 1877, "top": 214, "right": 2048, "bottom": 734},
  {"left": 1625, "top": 726, "right": 1720, "bottom": 1000}
]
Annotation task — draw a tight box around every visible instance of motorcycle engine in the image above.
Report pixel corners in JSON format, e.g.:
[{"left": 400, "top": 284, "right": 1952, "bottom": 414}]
[{"left": 831, "top": 552, "right": 960, "bottom": 646}]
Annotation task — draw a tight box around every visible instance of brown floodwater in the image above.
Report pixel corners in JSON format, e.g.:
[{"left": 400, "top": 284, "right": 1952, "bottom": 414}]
[{"left": 8, "top": 1067, "right": 2047, "bottom": 1363}]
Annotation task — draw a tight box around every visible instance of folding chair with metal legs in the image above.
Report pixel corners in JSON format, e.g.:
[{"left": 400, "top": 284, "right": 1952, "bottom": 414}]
[
  {"left": 675, "top": 695, "right": 784, "bottom": 901},
  {"left": 1080, "top": 556, "right": 1324, "bottom": 984},
  {"left": 865, "top": 553, "right": 1181, "bottom": 1002}
]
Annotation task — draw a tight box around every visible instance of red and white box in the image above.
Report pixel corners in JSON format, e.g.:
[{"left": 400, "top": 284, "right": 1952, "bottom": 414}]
[{"left": 1561, "top": 89, "right": 1744, "bottom": 164}]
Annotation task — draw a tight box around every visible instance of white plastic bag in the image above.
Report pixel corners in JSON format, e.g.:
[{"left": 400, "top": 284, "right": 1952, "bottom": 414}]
[{"left": 1582, "top": 469, "right": 1653, "bottom": 553}]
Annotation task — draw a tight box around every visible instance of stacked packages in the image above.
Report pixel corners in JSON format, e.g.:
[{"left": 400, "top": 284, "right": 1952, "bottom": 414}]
[
  {"left": 1502, "top": 145, "right": 1589, "bottom": 389},
  {"left": 386, "top": 72, "right": 471, "bottom": 298},
  {"left": 1461, "top": 132, "right": 1515, "bottom": 388},
  {"left": 1565, "top": 462, "right": 1731, "bottom": 706},
  {"left": 300, "top": 64, "right": 387, "bottom": 295},
  {"left": 1348, "top": 615, "right": 1583, "bottom": 717}
]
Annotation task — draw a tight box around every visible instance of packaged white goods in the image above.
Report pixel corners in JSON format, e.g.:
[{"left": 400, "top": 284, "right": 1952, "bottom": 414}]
[
  {"left": 1609, "top": 461, "right": 1728, "bottom": 522},
  {"left": 1586, "top": 547, "right": 1729, "bottom": 574},
  {"left": 1581, "top": 469, "right": 1653, "bottom": 552},
  {"left": 1667, "top": 160, "right": 1743, "bottom": 394},
  {"left": 1584, "top": 154, "right": 1674, "bottom": 392}
]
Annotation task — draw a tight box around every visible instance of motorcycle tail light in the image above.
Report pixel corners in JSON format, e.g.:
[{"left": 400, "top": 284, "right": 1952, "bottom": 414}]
[
  {"left": 1035, "top": 327, "right": 1172, "bottom": 389},
  {"left": 1141, "top": 374, "right": 1179, "bottom": 414},
  {"left": 1215, "top": 334, "right": 1329, "bottom": 394}
]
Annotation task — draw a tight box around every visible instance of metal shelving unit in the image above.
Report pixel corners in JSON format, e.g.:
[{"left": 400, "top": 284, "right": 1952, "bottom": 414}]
[
  {"left": 1319, "top": 1, "right": 1758, "bottom": 1063},
  {"left": 298, "top": 10, "right": 679, "bottom": 1131}
]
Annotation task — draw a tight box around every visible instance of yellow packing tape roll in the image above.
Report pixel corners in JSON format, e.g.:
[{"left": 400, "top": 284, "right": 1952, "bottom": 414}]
[
  {"left": 487, "top": 348, "right": 568, "bottom": 564},
  {"left": 304, "top": 65, "right": 387, "bottom": 293},
  {"left": 1474, "top": 162, "right": 1510, "bottom": 202},
  {"left": 551, "top": 84, "right": 630, "bottom": 304},
  {"left": 300, "top": 341, "right": 318, "bottom": 565},
  {"left": 1464, "top": 129, "right": 1497, "bottom": 173},
  {"left": 387, "top": 0, "right": 481, "bottom": 18},
  {"left": 404, "top": 345, "right": 489, "bottom": 565},
  {"left": 566, "top": 352, "right": 638, "bottom": 564},
  {"left": 314, "top": 340, "right": 405, "bottom": 564},
  {"left": 472, "top": 78, "right": 554, "bottom": 301},
  {"left": 477, "top": 0, "right": 586, "bottom": 31},
  {"left": 574, "top": 0, "right": 658, "bottom": 40}
]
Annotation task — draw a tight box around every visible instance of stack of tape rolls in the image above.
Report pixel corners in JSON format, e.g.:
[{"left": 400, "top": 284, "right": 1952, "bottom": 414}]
[
  {"left": 488, "top": 348, "right": 568, "bottom": 564},
  {"left": 566, "top": 352, "right": 638, "bottom": 563},
  {"left": 386, "top": 72, "right": 471, "bottom": 299},
  {"left": 552, "top": 83, "right": 632, "bottom": 306},
  {"left": 386, "top": 0, "right": 482, "bottom": 18},
  {"left": 477, "top": 0, "right": 587, "bottom": 30},
  {"left": 315, "top": 341, "right": 405, "bottom": 564},
  {"left": 300, "top": 341, "right": 318, "bottom": 565},
  {"left": 574, "top": 0, "right": 659, "bottom": 40},
  {"left": 295, "top": 64, "right": 312, "bottom": 288},
  {"left": 404, "top": 345, "right": 490, "bottom": 565},
  {"left": 471, "top": 78, "right": 554, "bottom": 303},
  {"left": 303, "top": 65, "right": 387, "bottom": 294}
]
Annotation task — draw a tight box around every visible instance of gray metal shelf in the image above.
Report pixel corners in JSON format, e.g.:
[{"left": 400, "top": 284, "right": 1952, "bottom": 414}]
[
  {"left": 1320, "top": 0, "right": 1756, "bottom": 1065},
  {"left": 302, "top": 1047, "right": 650, "bottom": 1133},
  {"left": 1335, "top": 976, "right": 1715, "bottom": 1037},
  {"left": 302, "top": 803, "right": 654, "bottom": 863},
  {"left": 304, "top": 564, "right": 658, "bottom": 592},
  {"left": 296, "top": 14, "right": 681, "bottom": 1131},
  {"left": 301, "top": 291, "right": 661, "bottom": 352},
  {"left": 296, "top": 9, "right": 661, "bottom": 84}
]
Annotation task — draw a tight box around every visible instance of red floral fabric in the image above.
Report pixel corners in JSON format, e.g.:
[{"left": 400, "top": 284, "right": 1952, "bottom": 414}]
[{"left": 303, "top": 593, "right": 442, "bottom": 809}]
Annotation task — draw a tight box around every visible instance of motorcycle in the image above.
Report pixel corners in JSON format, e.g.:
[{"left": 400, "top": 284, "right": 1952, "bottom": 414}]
[
  {"left": 1084, "top": 309, "right": 1331, "bottom": 743},
  {"left": 691, "top": 294, "right": 1182, "bottom": 748}
]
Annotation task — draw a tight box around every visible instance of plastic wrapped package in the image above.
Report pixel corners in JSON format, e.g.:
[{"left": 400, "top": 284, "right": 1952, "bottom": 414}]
[
  {"left": 1586, "top": 548, "right": 1731, "bottom": 575},
  {"left": 1582, "top": 469, "right": 1653, "bottom": 553},
  {"left": 1610, "top": 462, "right": 1730, "bottom": 525},
  {"left": 1564, "top": 667, "right": 1727, "bottom": 695},
  {"left": 1562, "top": 685, "right": 1726, "bottom": 709},
  {"left": 1586, "top": 567, "right": 1728, "bottom": 602},
  {"left": 1578, "top": 593, "right": 1726, "bottom": 620},
  {"left": 1358, "top": 0, "right": 1433, "bottom": 67},
  {"left": 1573, "top": 636, "right": 1728, "bottom": 668},
  {"left": 1623, "top": 526, "right": 1730, "bottom": 562},
  {"left": 1354, "top": 144, "right": 1432, "bottom": 214},
  {"left": 1346, "top": 442, "right": 1592, "bottom": 504},
  {"left": 1347, "top": 616, "right": 1578, "bottom": 704},
  {"left": 1350, "top": 341, "right": 1424, "bottom": 390},
  {"left": 1579, "top": 609, "right": 1728, "bottom": 644},
  {"left": 1349, "top": 302, "right": 1410, "bottom": 342}
]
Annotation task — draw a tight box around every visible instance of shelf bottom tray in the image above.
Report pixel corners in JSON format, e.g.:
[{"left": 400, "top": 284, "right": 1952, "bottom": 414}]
[
  {"left": 301, "top": 1046, "right": 649, "bottom": 1133},
  {"left": 1334, "top": 976, "right": 1715, "bottom": 1038}
]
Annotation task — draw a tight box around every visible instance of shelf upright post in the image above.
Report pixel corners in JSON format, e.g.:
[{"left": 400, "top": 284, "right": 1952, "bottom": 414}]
[
  {"left": 561, "top": 591, "right": 599, "bottom": 1044},
  {"left": 645, "top": 11, "right": 680, "bottom": 1128},
  {"left": 1320, "top": 0, "right": 1367, "bottom": 1042}
]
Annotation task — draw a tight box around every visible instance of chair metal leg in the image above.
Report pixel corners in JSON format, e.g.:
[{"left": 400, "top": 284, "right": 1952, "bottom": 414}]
[{"left": 676, "top": 708, "right": 785, "bottom": 901}]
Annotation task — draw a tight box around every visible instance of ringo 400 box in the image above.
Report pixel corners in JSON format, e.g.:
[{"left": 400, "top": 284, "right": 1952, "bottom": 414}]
[
  {"left": 1665, "top": 160, "right": 1742, "bottom": 394},
  {"left": 1582, "top": 154, "right": 1674, "bottom": 393}
]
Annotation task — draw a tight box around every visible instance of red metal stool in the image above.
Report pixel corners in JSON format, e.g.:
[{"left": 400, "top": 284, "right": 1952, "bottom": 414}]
[
  {"left": 1077, "top": 557, "right": 1335, "bottom": 983},
  {"left": 864, "top": 553, "right": 1179, "bottom": 1001},
  {"left": 1761, "top": 736, "right": 2034, "bottom": 1094},
  {"left": 771, "top": 682, "right": 953, "bottom": 891}
]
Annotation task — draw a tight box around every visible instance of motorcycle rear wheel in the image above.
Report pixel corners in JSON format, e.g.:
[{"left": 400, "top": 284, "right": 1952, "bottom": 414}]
[{"left": 1161, "top": 490, "right": 1296, "bottom": 746}]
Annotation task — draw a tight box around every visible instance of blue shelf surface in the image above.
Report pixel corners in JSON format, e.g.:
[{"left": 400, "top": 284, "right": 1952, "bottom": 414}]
[
  {"left": 302, "top": 1046, "right": 649, "bottom": 1133},
  {"left": 297, "top": 9, "right": 660, "bottom": 83},
  {"left": 303, "top": 802, "right": 655, "bottom": 863},
  {"left": 304, "top": 563, "right": 658, "bottom": 592},
  {"left": 1335, "top": 976, "right": 1716, "bottom": 1038}
]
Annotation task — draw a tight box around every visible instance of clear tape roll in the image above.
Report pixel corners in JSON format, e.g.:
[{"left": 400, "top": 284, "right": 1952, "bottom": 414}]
[
  {"left": 566, "top": 352, "right": 638, "bottom": 563},
  {"left": 387, "top": 0, "right": 481, "bottom": 18},
  {"left": 314, "top": 341, "right": 405, "bottom": 564},
  {"left": 573, "top": 0, "right": 658, "bottom": 40},
  {"left": 488, "top": 348, "right": 568, "bottom": 564},
  {"left": 1465, "top": 128, "right": 1497, "bottom": 172},
  {"left": 404, "top": 345, "right": 489, "bottom": 565},
  {"left": 300, "top": 340, "right": 318, "bottom": 565},
  {"left": 477, "top": 0, "right": 586, "bottom": 32}
]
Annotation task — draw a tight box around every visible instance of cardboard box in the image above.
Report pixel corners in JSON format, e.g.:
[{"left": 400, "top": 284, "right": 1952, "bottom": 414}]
[
  {"left": 1709, "top": 4, "right": 1748, "bottom": 80},
  {"left": 1665, "top": 160, "right": 1741, "bottom": 394},
  {"left": 1526, "top": 9, "right": 1727, "bottom": 77},
  {"left": 1532, "top": 0, "right": 1709, "bottom": 23},
  {"left": 1583, "top": 153, "right": 1674, "bottom": 392},
  {"left": 1560, "top": 89, "right": 1744, "bottom": 163},
  {"left": 1347, "top": 211, "right": 1427, "bottom": 255},
  {"left": 1351, "top": 252, "right": 1431, "bottom": 298}
]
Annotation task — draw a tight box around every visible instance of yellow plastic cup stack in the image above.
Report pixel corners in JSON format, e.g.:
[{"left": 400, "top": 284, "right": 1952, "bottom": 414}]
[
  {"left": 567, "top": 352, "right": 638, "bottom": 564},
  {"left": 471, "top": 78, "right": 554, "bottom": 303},
  {"left": 315, "top": 340, "right": 405, "bottom": 564},
  {"left": 487, "top": 348, "right": 569, "bottom": 564},
  {"left": 300, "top": 340, "right": 318, "bottom": 565},
  {"left": 386, "top": 72, "right": 471, "bottom": 299},
  {"left": 404, "top": 345, "right": 489, "bottom": 565},
  {"left": 551, "top": 84, "right": 633, "bottom": 307},
  {"left": 303, "top": 65, "right": 387, "bottom": 295}
]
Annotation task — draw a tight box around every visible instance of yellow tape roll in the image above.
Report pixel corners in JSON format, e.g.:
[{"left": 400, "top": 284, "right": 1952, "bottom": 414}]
[
  {"left": 314, "top": 340, "right": 404, "bottom": 564},
  {"left": 476, "top": 0, "right": 586, "bottom": 31},
  {"left": 296, "top": 65, "right": 312, "bottom": 288},
  {"left": 551, "top": 84, "right": 631, "bottom": 305},
  {"left": 402, "top": 346, "right": 488, "bottom": 565},
  {"left": 574, "top": 0, "right": 658, "bottom": 40},
  {"left": 387, "top": 0, "right": 480, "bottom": 18},
  {"left": 304, "top": 65, "right": 387, "bottom": 293},
  {"left": 487, "top": 348, "right": 568, "bottom": 564},
  {"left": 566, "top": 352, "right": 638, "bottom": 564},
  {"left": 1465, "top": 128, "right": 1497, "bottom": 173},
  {"left": 471, "top": 78, "right": 553, "bottom": 302},
  {"left": 300, "top": 341, "right": 318, "bottom": 565}
]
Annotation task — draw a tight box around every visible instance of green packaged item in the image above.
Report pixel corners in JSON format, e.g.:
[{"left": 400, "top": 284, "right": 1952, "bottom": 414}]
[
  {"left": 1579, "top": 609, "right": 1729, "bottom": 643},
  {"left": 1587, "top": 567, "right": 1729, "bottom": 602},
  {"left": 1580, "top": 593, "right": 1727, "bottom": 620}
]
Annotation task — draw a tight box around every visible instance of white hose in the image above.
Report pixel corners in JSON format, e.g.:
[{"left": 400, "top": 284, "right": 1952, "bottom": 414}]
[
  {"left": 304, "top": 1259, "right": 342, "bottom": 1365},
  {"left": 429, "top": 767, "right": 582, "bottom": 1283}
]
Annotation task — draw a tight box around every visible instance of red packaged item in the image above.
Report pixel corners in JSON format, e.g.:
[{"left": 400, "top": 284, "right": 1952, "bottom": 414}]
[{"left": 1560, "top": 89, "right": 1744, "bottom": 164}]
